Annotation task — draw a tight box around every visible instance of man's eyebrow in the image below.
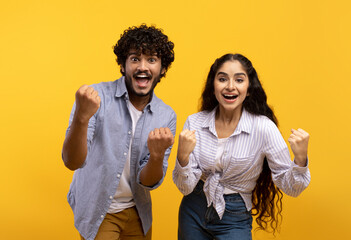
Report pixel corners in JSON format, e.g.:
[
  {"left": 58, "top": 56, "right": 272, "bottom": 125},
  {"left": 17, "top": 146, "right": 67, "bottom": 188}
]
[
  {"left": 127, "top": 52, "right": 140, "bottom": 56},
  {"left": 127, "top": 52, "right": 159, "bottom": 57}
]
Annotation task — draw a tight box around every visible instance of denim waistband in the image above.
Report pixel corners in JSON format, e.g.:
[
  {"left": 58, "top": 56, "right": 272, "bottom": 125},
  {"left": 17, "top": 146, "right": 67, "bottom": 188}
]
[{"left": 197, "top": 180, "right": 240, "bottom": 197}]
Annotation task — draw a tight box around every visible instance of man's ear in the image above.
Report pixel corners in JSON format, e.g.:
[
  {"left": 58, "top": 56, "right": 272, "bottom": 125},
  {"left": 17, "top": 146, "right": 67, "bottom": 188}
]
[
  {"left": 161, "top": 67, "right": 165, "bottom": 75},
  {"left": 121, "top": 65, "right": 125, "bottom": 73}
]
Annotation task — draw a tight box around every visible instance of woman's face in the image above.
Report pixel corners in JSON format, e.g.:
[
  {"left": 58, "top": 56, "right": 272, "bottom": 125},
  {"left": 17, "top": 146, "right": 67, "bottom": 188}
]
[{"left": 213, "top": 60, "right": 249, "bottom": 115}]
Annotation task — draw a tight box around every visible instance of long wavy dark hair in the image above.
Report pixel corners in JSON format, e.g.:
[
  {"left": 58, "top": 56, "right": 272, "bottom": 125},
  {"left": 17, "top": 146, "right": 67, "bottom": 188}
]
[{"left": 201, "top": 53, "right": 283, "bottom": 234}]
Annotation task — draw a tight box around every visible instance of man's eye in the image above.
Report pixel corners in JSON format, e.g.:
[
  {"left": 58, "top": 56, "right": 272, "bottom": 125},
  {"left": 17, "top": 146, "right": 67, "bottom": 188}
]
[
  {"left": 149, "top": 58, "right": 156, "bottom": 63},
  {"left": 131, "top": 57, "right": 139, "bottom": 62}
]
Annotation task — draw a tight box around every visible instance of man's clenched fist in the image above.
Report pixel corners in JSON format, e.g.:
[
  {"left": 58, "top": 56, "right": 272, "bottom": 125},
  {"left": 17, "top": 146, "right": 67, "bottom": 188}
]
[
  {"left": 74, "top": 85, "right": 101, "bottom": 123},
  {"left": 147, "top": 127, "right": 174, "bottom": 160}
]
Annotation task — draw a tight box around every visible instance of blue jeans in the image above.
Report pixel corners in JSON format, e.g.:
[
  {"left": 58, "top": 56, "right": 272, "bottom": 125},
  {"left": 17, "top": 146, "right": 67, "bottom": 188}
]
[{"left": 178, "top": 181, "right": 252, "bottom": 240}]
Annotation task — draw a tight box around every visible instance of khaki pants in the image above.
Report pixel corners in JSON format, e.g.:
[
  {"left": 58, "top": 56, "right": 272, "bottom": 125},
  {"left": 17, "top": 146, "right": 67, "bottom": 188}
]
[{"left": 80, "top": 207, "right": 152, "bottom": 240}]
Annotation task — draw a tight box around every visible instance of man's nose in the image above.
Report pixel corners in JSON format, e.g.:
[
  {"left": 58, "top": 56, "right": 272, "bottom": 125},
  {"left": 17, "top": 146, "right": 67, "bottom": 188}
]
[{"left": 137, "top": 59, "right": 148, "bottom": 72}]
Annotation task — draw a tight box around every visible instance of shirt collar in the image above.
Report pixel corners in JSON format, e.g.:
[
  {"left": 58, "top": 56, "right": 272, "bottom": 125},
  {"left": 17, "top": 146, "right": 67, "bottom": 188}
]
[
  {"left": 201, "top": 107, "right": 217, "bottom": 129},
  {"left": 115, "top": 76, "right": 128, "bottom": 97},
  {"left": 114, "top": 76, "right": 157, "bottom": 113},
  {"left": 201, "top": 107, "right": 253, "bottom": 136},
  {"left": 235, "top": 109, "right": 253, "bottom": 135}
]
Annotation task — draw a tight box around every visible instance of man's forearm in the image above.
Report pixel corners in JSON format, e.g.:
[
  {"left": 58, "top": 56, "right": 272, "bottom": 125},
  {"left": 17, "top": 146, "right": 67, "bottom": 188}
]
[
  {"left": 139, "top": 153, "right": 165, "bottom": 187},
  {"left": 62, "top": 118, "right": 89, "bottom": 171}
]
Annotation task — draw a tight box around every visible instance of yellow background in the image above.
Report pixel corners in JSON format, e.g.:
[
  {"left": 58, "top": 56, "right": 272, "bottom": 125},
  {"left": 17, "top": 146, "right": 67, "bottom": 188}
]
[{"left": 1, "top": 0, "right": 350, "bottom": 239}]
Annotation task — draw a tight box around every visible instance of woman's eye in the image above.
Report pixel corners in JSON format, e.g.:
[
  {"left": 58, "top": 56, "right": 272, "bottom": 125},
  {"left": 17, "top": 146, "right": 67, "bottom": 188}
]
[
  {"left": 236, "top": 78, "right": 243, "bottom": 83},
  {"left": 218, "top": 77, "right": 227, "bottom": 82}
]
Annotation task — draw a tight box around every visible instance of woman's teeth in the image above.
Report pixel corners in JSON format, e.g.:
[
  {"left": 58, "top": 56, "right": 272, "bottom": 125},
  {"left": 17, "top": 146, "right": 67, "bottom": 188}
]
[{"left": 223, "top": 94, "right": 238, "bottom": 100}]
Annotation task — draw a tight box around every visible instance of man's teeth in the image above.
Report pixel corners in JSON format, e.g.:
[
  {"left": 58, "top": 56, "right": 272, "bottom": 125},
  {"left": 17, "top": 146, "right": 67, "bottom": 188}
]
[{"left": 135, "top": 74, "right": 152, "bottom": 81}]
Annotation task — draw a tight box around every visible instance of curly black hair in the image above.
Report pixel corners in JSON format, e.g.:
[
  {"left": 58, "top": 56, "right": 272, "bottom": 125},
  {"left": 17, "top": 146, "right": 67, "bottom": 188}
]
[{"left": 113, "top": 24, "right": 175, "bottom": 78}]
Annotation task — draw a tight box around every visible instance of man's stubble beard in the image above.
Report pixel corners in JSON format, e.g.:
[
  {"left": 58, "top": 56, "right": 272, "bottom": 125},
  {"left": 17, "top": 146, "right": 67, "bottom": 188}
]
[{"left": 124, "top": 72, "right": 162, "bottom": 97}]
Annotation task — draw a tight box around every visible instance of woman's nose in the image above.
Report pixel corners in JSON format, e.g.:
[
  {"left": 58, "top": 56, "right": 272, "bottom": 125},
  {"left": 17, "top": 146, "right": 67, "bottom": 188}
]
[{"left": 226, "top": 79, "right": 235, "bottom": 90}]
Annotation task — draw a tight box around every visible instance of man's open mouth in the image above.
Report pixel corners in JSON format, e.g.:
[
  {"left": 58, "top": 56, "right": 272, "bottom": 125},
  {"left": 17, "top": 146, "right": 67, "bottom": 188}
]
[
  {"left": 134, "top": 72, "right": 152, "bottom": 81},
  {"left": 133, "top": 72, "right": 152, "bottom": 88}
]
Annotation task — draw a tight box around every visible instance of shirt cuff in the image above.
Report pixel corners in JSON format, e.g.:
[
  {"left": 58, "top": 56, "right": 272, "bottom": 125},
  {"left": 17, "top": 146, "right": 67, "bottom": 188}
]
[
  {"left": 174, "top": 158, "right": 193, "bottom": 178},
  {"left": 136, "top": 166, "right": 164, "bottom": 190},
  {"left": 292, "top": 156, "right": 309, "bottom": 173},
  {"left": 137, "top": 177, "right": 163, "bottom": 190}
]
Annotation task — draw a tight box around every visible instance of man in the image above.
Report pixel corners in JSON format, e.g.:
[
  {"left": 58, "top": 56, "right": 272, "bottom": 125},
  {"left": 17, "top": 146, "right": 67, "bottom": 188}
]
[{"left": 62, "top": 24, "right": 176, "bottom": 240}]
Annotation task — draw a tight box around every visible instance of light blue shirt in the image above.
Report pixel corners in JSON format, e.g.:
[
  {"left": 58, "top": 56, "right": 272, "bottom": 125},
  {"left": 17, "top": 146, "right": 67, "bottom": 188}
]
[
  {"left": 65, "top": 77, "right": 177, "bottom": 240},
  {"left": 173, "top": 108, "right": 310, "bottom": 219}
]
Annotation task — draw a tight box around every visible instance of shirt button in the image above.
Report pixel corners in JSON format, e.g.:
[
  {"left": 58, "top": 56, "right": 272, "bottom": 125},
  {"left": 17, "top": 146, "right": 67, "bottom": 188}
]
[
  {"left": 117, "top": 174, "right": 121, "bottom": 178},
  {"left": 101, "top": 215, "right": 104, "bottom": 218},
  {"left": 128, "top": 131, "right": 131, "bottom": 135},
  {"left": 124, "top": 152, "right": 127, "bottom": 156},
  {"left": 109, "top": 196, "right": 113, "bottom": 199}
]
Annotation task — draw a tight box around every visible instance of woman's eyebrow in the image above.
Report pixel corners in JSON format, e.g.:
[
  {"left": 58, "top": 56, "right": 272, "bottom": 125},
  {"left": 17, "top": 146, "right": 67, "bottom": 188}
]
[
  {"left": 216, "top": 72, "right": 229, "bottom": 76},
  {"left": 234, "top": 72, "right": 247, "bottom": 77}
]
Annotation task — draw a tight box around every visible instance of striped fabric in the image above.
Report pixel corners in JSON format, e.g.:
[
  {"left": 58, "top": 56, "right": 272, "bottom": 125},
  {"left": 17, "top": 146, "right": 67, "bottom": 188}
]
[{"left": 173, "top": 108, "right": 311, "bottom": 219}]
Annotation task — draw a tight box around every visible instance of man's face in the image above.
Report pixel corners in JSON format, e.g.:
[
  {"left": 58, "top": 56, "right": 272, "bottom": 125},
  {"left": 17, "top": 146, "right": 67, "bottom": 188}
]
[{"left": 122, "top": 50, "right": 165, "bottom": 99}]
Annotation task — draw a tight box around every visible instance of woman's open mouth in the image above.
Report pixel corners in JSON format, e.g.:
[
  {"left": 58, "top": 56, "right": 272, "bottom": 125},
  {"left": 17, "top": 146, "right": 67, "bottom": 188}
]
[{"left": 223, "top": 94, "right": 238, "bottom": 100}]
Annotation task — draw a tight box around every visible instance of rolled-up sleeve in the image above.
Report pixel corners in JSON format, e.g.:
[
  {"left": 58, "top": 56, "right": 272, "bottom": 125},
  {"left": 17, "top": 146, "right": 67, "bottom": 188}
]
[
  {"left": 172, "top": 118, "right": 202, "bottom": 195},
  {"left": 137, "top": 110, "right": 177, "bottom": 190},
  {"left": 65, "top": 101, "right": 97, "bottom": 168},
  {"left": 264, "top": 120, "right": 311, "bottom": 197}
]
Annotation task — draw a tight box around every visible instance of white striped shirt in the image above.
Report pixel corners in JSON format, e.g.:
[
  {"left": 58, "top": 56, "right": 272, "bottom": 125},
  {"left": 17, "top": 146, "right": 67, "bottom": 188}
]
[{"left": 173, "top": 108, "right": 311, "bottom": 219}]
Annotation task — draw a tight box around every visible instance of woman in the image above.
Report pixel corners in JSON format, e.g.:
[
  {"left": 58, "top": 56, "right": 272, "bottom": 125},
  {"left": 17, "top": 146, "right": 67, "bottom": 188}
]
[{"left": 173, "top": 53, "right": 311, "bottom": 240}]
